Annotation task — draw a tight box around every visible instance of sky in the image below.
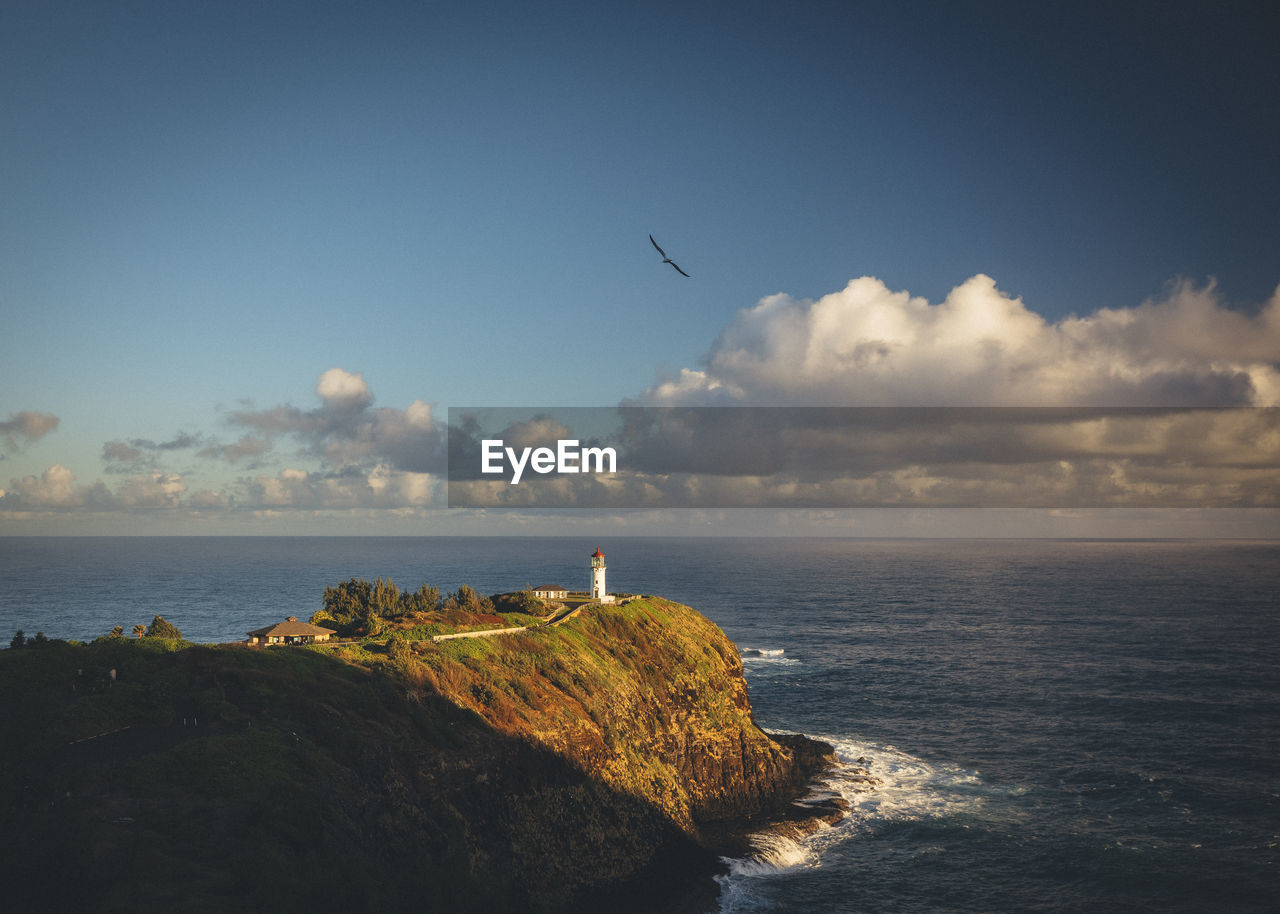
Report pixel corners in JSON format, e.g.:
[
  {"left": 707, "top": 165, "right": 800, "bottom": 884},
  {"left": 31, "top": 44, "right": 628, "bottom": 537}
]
[{"left": 2, "top": 0, "right": 1277, "bottom": 536}]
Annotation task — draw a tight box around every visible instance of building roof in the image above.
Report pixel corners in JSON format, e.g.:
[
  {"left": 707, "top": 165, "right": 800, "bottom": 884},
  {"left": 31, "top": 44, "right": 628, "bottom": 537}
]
[
  {"left": 248, "top": 616, "right": 338, "bottom": 638},
  {"left": 532, "top": 585, "right": 567, "bottom": 592},
  {"left": 592, "top": 547, "right": 605, "bottom": 557}
]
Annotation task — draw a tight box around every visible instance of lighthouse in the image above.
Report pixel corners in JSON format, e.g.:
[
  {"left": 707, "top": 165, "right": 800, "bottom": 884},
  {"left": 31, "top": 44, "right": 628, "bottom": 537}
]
[{"left": 590, "top": 547, "right": 607, "bottom": 600}]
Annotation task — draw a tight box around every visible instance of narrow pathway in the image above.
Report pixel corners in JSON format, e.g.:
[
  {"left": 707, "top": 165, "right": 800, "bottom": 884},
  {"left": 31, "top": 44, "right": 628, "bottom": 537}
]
[
  {"left": 430, "top": 625, "right": 526, "bottom": 643},
  {"left": 427, "top": 603, "right": 587, "bottom": 643}
]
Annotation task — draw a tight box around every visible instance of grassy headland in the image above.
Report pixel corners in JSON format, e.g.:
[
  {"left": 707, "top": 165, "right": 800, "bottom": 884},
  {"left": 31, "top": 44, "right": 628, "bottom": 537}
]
[{"left": 1, "top": 594, "right": 835, "bottom": 912}]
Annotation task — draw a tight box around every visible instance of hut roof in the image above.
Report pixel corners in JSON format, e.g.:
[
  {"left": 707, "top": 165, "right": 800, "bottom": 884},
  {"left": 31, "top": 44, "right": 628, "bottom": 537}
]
[{"left": 247, "top": 616, "right": 337, "bottom": 638}]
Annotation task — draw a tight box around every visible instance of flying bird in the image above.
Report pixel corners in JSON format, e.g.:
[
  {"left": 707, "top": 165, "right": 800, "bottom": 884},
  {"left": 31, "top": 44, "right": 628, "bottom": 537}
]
[{"left": 650, "top": 234, "right": 690, "bottom": 277}]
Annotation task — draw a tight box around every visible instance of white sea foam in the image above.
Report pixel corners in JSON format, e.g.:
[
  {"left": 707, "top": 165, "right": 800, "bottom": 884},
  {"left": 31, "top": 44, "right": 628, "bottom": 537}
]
[
  {"left": 819, "top": 736, "right": 990, "bottom": 828},
  {"left": 741, "top": 647, "right": 798, "bottom": 665},
  {"left": 717, "top": 734, "right": 1014, "bottom": 911},
  {"left": 716, "top": 829, "right": 817, "bottom": 913},
  {"left": 726, "top": 831, "right": 814, "bottom": 876}
]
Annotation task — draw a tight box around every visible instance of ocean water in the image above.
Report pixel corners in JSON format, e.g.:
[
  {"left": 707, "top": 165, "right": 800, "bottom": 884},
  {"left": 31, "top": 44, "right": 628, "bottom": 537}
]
[{"left": 2, "top": 536, "right": 1278, "bottom": 912}]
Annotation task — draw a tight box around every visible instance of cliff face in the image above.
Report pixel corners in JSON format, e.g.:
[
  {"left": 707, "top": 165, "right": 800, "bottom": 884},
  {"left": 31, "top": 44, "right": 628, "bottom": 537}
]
[
  {"left": 0, "top": 597, "right": 833, "bottom": 912},
  {"left": 409, "top": 596, "right": 831, "bottom": 835}
]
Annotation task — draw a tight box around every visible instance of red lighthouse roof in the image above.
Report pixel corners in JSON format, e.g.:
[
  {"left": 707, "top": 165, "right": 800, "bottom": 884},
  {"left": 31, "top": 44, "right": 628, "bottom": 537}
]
[{"left": 592, "top": 547, "right": 605, "bottom": 557}]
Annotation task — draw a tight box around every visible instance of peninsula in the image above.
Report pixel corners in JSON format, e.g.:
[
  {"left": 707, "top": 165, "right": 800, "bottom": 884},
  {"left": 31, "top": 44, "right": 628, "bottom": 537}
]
[{"left": 0, "top": 591, "right": 843, "bottom": 912}]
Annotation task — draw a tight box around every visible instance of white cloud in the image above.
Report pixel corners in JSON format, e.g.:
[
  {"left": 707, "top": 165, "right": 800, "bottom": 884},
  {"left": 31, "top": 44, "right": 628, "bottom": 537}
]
[
  {"left": 405, "top": 399, "right": 434, "bottom": 429},
  {"left": 0, "top": 465, "right": 191, "bottom": 511},
  {"left": 253, "top": 467, "right": 314, "bottom": 507},
  {"left": 228, "top": 368, "right": 446, "bottom": 473},
  {"left": 1, "top": 465, "right": 110, "bottom": 509},
  {"left": 242, "top": 465, "right": 439, "bottom": 510},
  {"left": 115, "top": 472, "right": 187, "bottom": 508},
  {"left": 637, "top": 275, "right": 1280, "bottom": 406},
  {"left": 315, "top": 367, "right": 374, "bottom": 411},
  {"left": 3, "top": 368, "right": 450, "bottom": 520}
]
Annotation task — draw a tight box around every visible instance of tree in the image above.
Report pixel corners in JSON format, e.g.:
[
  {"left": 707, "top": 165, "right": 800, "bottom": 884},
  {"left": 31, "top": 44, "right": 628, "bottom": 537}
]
[
  {"left": 442, "top": 584, "right": 494, "bottom": 614},
  {"left": 109, "top": 625, "right": 125, "bottom": 639},
  {"left": 314, "top": 577, "right": 446, "bottom": 637},
  {"left": 401, "top": 583, "right": 441, "bottom": 616},
  {"left": 132, "top": 624, "right": 147, "bottom": 639},
  {"left": 322, "top": 579, "right": 373, "bottom": 628},
  {"left": 9, "top": 630, "right": 24, "bottom": 650},
  {"left": 362, "top": 613, "right": 386, "bottom": 638},
  {"left": 145, "top": 616, "right": 183, "bottom": 640},
  {"left": 371, "top": 577, "right": 402, "bottom": 619}
]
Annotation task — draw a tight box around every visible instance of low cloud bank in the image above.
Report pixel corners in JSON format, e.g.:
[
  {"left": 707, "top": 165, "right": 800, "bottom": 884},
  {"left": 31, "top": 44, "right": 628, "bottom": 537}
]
[
  {"left": 3, "top": 369, "right": 445, "bottom": 514},
  {"left": 5, "top": 275, "right": 1279, "bottom": 521}
]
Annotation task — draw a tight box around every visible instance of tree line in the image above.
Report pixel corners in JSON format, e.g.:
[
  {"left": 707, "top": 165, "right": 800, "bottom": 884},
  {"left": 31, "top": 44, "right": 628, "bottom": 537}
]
[
  {"left": 310, "top": 577, "right": 545, "bottom": 637},
  {"left": 8, "top": 615, "right": 184, "bottom": 650}
]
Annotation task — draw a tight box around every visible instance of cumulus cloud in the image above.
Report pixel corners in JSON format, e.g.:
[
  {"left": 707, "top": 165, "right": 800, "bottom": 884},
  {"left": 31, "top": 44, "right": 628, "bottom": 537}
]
[
  {"left": 635, "top": 275, "right": 1280, "bottom": 406},
  {"left": 240, "top": 465, "right": 436, "bottom": 510},
  {"left": 315, "top": 367, "right": 374, "bottom": 412},
  {"left": 0, "top": 464, "right": 193, "bottom": 511},
  {"left": 114, "top": 471, "right": 187, "bottom": 508},
  {"left": 0, "top": 410, "right": 60, "bottom": 455},
  {"left": 1, "top": 369, "right": 448, "bottom": 517},
  {"left": 1, "top": 464, "right": 111, "bottom": 509},
  {"left": 202, "top": 370, "right": 447, "bottom": 510},
  {"left": 530, "top": 275, "right": 1272, "bottom": 510},
  {"left": 228, "top": 368, "right": 446, "bottom": 474}
]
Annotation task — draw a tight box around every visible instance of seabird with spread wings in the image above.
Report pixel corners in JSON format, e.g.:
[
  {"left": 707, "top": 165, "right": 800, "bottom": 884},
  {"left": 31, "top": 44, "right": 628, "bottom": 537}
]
[{"left": 649, "top": 234, "right": 690, "bottom": 277}]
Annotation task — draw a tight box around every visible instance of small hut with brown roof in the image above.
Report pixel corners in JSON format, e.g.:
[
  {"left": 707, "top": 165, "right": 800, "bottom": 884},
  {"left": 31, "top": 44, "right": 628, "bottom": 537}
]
[{"left": 247, "top": 616, "right": 337, "bottom": 645}]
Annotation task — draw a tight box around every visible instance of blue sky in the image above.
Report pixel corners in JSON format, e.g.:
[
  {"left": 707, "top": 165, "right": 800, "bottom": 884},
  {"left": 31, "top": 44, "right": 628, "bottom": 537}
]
[{"left": 2, "top": 1, "right": 1277, "bottom": 535}]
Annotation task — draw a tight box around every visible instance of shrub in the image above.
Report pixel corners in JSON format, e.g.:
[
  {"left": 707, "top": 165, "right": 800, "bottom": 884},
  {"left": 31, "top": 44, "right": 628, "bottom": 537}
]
[
  {"left": 490, "top": 591, "right": 548, "bottom": 616},
  {"left": 145, "top": 616, "right": 184, "bottom": 640}
]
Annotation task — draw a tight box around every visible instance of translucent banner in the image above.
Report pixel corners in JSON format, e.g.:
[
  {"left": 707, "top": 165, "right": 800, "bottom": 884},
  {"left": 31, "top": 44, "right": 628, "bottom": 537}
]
[{"left": 446, "top": 407, "right": 1280, "bottom": 508}]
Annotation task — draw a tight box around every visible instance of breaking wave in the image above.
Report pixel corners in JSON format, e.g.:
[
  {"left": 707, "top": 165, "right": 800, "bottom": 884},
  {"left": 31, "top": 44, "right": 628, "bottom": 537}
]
[
  {"left": 716, "top": 735, "right": 1016, "bottom": 911},
  {"left": 741, "top": 647, "right": 799, "bottom": 665}
]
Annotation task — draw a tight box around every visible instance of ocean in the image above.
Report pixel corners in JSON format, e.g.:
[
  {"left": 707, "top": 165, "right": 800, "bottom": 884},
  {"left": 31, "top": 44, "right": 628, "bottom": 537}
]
[{"left": 2, "top": 536, "right": 1278, "bottom": 912}]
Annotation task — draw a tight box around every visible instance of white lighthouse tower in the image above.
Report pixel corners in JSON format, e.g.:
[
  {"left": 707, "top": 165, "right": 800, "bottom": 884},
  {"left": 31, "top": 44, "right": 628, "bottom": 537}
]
[{"left": 590, "top": 547, "right": 608, "bottom": 601}]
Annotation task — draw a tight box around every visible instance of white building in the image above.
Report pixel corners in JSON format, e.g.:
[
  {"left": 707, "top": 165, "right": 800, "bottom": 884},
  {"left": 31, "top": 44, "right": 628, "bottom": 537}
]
[{"left": 590, "top": 547, "right": 615, "bottom": 603}]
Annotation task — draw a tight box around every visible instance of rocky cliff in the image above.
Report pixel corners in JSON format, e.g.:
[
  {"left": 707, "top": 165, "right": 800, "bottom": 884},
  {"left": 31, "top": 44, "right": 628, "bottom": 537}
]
[{"left": 0, "top": 597, "right": 835, "bottom": 912}]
